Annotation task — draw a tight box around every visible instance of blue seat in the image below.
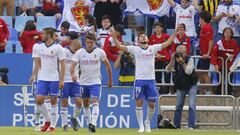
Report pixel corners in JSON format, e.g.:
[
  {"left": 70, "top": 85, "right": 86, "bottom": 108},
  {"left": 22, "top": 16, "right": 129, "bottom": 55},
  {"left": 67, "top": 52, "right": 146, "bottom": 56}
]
[
  {"left": 167, "top": 29, "right": 175, "bottom": 35},
  {"left": 0, "top": 16, "right": 13, "bottom": 28},
  {"left": 37, "top": 16, "right": 56, "bottom": 31},
  {"left": 6, "top": 28, "right": 21, "bottom": 53},
  {"left": 232, "top": 72, "right": 240, "bottom": 84},
  {"left": 15, "top": 16, "right": 34, "bottom": 32},
  {"left": 123, "top": 29, "right": 133, "bottom": 42}
]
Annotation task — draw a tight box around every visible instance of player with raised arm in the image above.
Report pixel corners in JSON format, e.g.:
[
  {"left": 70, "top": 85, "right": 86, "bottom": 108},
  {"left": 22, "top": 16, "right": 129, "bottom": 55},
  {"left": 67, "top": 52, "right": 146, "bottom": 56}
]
[
  {"left": 70, "top": 33, "right": 113, "bottom": 133},
  {"left": 60, "top": 39, "right": 82, "bottom": 131},
  {"left": 30, "top": 27, "right": 65, "bottom": 132},
  {"left": 110, "top": 26, "right": 179, "bottom": 133}
]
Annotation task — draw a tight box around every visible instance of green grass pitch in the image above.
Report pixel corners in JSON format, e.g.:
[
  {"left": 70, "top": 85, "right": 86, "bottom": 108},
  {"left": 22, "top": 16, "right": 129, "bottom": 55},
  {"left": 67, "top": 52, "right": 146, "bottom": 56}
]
[{"left": 0, "top": 127, "right": 239, "bottom": 135}]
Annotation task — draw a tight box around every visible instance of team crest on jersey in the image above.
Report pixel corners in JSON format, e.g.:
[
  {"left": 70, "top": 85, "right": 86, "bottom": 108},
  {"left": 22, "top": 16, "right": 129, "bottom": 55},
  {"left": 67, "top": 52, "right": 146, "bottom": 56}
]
[
  {"left": 51, "top": 51, "right": 54, "bottom": 54},
  {"left": 146, "top": 0, "right": 163, "bottom": 11},
  {"left": 94, "top": 54, "right": 97, "bottom": 58},
  {"left": 71, "top": 2, "right": 89, "bottom": 26}
]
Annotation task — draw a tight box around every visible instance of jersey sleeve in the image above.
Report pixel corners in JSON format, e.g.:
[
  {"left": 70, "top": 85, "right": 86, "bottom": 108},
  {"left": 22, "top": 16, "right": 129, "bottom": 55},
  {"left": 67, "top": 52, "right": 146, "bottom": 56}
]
[
  {"left": 126, "top": 46, "right": 136, "bottom": 54},
  {"left": 99, "top": 49, "right": 107, "bottom": 62},
  {"left": 173, "top": 3, "right": 180, "bottom": 13},
  {"left": 151, "top": 44, "right": 162, "bottom": 53},
  {"left": 32, "top": 44, "right": 40, "bottom": 58},
  {"left": 57, "top": 46, "right": 65, "bottom": 60}
]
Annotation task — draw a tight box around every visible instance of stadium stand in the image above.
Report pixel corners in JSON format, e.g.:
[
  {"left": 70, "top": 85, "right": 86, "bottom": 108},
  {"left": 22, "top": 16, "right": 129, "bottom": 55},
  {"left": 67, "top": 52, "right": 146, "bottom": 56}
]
[
  {"left": 36, "top": 16, "right": 56, "bottom": 31},
  {"left": 15, "top": 16, "right": 35, "bottom": 32},
  {"left": 0, "top": 16, "right": 13, "bottom": 28}
]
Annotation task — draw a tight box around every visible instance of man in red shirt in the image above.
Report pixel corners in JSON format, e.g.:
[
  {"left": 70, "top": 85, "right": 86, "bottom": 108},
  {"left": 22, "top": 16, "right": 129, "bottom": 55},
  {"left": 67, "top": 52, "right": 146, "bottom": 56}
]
[
  {"left": 103, "top": 24, "right": 125, "bottom": 62},
  {"left": 149, "top": 22, "right": 171, "bottom": 94},
  {"left": 197, "top": 10, "right": 214, "bottom": 94},
  {"left": 0, "top": 18, "right": 9, "bottom": 53}
]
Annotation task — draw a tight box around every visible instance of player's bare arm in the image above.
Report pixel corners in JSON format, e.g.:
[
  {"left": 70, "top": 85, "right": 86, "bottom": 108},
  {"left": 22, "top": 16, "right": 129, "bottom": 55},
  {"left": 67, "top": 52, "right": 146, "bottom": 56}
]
[
  {"left": 109, "top": 27, "right": 128, "bottom": 52},
  {"left": 103, "top": 59, "right": 113, "bottom": 88},
  {"left": 70, "top": 61, "right": 78, "bottom": 82},
  {"left": 59, "top": 59, "right": 65, "bottom": 89},
  {"left": 29, "top": 57, "right": 41, "bottom": 83}
]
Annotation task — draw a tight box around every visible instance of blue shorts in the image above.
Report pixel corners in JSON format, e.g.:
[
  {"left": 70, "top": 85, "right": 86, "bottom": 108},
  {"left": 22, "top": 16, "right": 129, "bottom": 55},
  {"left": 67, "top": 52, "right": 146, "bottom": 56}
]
[
  {"left": 197, "top": 58, "right": 210, "bottom": 70},
  {"left": 134, "top": 80, "right": 157, "bottom": 102},
  {"left": 80, "top": 84, "right": 101, "bottom": 99},
  {"left": 62, "top": 82, "right": 81, "bottom": 99},
  {"left": 36, "top": 80, "right": 59, "bottom": 96}
]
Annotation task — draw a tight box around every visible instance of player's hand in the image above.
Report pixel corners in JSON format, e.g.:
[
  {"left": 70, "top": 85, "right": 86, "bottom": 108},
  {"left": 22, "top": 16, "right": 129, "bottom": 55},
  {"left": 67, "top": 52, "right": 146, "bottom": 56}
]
[
  {"left": 71, "top": 74, "right": 78, "bottom": 82},
  {"left": 29, "top": 75, "right": 34, "bottom": 84},
  {"left": 59, "top": 81, "right": 64, "bottom": 89},
  {"left": 107, "top": 80, "right": 113, "bottom": 88}
]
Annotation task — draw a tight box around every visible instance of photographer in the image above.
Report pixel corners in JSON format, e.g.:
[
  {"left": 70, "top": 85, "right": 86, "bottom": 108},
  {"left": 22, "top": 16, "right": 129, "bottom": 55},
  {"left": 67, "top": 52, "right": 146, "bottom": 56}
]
[
  {"left": 166, "top": 45, "right": 198, "bottom": 129},
  {"left": 114, "top": 42, "right": 135, "bottom": 86}
]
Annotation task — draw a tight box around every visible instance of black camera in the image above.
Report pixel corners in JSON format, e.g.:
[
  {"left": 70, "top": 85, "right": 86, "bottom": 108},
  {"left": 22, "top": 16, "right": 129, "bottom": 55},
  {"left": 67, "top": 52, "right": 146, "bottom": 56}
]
[{"left": 174, "top": 53, "right": 182, "bottom": 59}]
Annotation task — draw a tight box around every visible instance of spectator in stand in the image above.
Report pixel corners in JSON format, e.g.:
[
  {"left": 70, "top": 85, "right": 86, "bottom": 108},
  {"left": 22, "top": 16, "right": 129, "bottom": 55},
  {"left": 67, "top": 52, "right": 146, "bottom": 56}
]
[
  {"left": 134, "top": 25, "right": 145, "bottom": 46},
  {"left": 114, "top": 42, "right": 135, "bottom": 86},
  {"left": 0, "top": 0, "right": 14, "bottom": 16},
  {"left": 197, "top": 0, "right": 221, "bottom": 38},
  {"left": 79, "top": 14, "right": 96, "bottom": 48},
  {"left": 214, "top": 0, "right": 240, "bottom": 44},
  {"left": 57, "top": 21, "right": 70, "bottom": 43},
  {"left": 149, "top": 22, "right": 171, "bottom": 94},
  {"left": 97, "top": 15, "right": 112, "bottom": 48},
  {"left": 167, "top": 0, "right": 199, "bottom": 55},
  {"left": 60, "top": 31, "right": 79, "bottom": 48},
  {"left": 103, "top": 24, "right": 126, "bottom": 62},
  {"left": 0, "top": 18, "right": 9, "bottom": 53},
  {"left": 15, "top": 0, "right": 39, "bottom": 16},
  {"left": 36, "top": 0, "right": 64, "bottom": 23},
  {"left": 211, "top": 27, "right": 239, "bottom": 95},
  {"left": 19, "top": 20, "right": 42, "bottom": 53},
  {"left": 94, "top": 0, "right": 123, "bottom": 28},
  {"left": 172, "top": 23, "right": 191, "bottom": 55},
  {"left": 197, "top": 10, "right": 214, "bottom": 94}
]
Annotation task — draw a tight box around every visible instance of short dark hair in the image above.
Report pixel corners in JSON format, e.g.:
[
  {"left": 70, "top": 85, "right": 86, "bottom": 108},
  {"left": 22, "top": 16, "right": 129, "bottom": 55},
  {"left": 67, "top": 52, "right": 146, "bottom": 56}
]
[
  {"left": 101, "top": 15, "right": 111, "bottom": 23},
  {"left": 61, "top": 21, "right": 70, "bottom": 29},
  {"left": 24, "top": 20, "right": 36, "bottom": 31},
  {"left": 84, "top": 14, "right": 95, "bottom": 26},
  {"left": 199, "top": 10, "right": 212, "bottom": 23},
  {"left": 153, "top": 22, "right": 163, "bottom": 28},
  {"left": 68, "top": 31, "right": 79, "bottom": 40},
  {"left": 85, "top": 33, "right": 96, "bottom": 41},
  {"left": 136, "top": 25, "right": 145, "bottom": 33},
  {"left": 178, "top": 23, "right": 186, "bottom": 30}
]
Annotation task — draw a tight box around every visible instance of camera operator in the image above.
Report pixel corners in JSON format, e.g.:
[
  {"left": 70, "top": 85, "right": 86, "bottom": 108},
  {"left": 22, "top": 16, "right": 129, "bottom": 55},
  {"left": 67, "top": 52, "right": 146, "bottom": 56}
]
[
  {"left": 166, "top": 45, "right": 198, "bottom": 129},
  {"left": 114, "top": 42, "right": 135, "bottom": 86}
]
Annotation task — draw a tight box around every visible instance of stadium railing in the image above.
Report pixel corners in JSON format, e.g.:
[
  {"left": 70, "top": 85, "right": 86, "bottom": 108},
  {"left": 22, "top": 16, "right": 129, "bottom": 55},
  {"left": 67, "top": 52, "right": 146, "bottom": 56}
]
[
  {"left": 155, "top": 56, "right": 224, "bottom": 95},
  {"left": 158, "top": 95, "right": 236, "bottom": 129}
]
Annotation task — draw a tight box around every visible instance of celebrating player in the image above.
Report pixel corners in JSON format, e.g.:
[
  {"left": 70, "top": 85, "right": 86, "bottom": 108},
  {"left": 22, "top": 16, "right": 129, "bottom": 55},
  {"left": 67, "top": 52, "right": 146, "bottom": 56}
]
[
  {"left": 30, "top": 27, "right": 65, "bottom": 132},
  {"left": 70, "top": 33, "right": 113, "bottom": 133}
]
